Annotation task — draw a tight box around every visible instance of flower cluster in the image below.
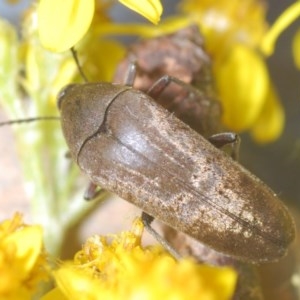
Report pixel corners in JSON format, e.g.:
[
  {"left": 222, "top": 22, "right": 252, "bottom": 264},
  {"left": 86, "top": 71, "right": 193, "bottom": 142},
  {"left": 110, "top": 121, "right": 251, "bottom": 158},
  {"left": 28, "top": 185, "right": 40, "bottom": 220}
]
[{"left": 0, "top": 215, "right": 237, "bottom": 299}]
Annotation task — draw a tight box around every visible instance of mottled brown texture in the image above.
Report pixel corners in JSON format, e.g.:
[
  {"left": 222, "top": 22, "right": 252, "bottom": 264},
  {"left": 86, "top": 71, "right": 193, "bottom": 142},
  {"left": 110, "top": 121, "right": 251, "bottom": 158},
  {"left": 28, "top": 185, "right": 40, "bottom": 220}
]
[
  {"left": 114, "top": 25, "right": 222, "bottom": 137},
  {"left": 59, "top": 82, "right": 295, "bottom": 263}
]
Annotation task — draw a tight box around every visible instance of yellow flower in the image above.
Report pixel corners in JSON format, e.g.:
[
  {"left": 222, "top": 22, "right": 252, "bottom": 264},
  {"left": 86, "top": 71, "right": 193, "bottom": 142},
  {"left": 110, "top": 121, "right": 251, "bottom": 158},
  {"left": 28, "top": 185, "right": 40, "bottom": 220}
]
[
  {"left": 43, "top": 218, "right": 237, "bottom": 300},
  {"left": 38, "top": 0, "right": 162, "bottom": 52},
  {"left": 0, "top": 213, "right": 49, "bottom": 300},
  {"left": 180, "top": 0, "right": 284, "bottom": 143},
  {"left": 215, "top": 44, "right": 269, "bottom": 131}
]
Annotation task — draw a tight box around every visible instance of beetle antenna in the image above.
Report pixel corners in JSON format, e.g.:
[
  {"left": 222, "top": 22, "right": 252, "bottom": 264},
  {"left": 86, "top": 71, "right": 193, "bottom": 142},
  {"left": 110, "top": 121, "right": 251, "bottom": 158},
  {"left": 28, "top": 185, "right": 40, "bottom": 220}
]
[
  {"left": 71, "top": 47, "right": 89, "bottom": 83},
  {"left": 0, "top": 116, "right": 60, "bottom": 127}
]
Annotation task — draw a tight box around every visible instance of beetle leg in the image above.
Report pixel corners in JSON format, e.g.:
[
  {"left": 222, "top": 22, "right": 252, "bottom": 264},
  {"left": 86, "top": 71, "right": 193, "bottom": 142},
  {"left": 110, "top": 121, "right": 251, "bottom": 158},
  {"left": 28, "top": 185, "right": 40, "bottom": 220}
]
[
  {"left": 147, "top": 75, "right": 201, "bottom": 99},
  {"left": 64, "top": 150, "right": 72, "bottom": 158},
  {"left": 208, "top": 132, "right": 241, "bottom": 161},
  {"left": 84, "top": 182, "right": 103, "bottom": 200},
  {"left": 123, "top": 61, "right": 138, "bottom": 87},
  {"left": 141, "top": 212, "right": 181, "bottom": 260}
]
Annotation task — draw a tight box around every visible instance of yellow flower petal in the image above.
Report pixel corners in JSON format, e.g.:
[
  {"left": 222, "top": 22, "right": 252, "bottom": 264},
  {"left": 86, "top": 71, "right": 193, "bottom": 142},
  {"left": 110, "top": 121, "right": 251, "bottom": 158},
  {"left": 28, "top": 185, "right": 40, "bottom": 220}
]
[
  {"left": 250, "top": 85, "right": 285, "bottom": 143},
  {"left": 261, "top": 1, "right": 300, "bottom": 56},
  {"left": 292, "top": 28, "right": 300, "bottom": 69},
  {"left": 38, "top": 0, "right": 95, "bottom": 52},
  {"left": 215, "top": 44, "right": 268, "bottom": 131},
  {"left": 0, "top": 214, "right": 49, "bottom": 299},
  {"left": 119, "top": 0, "right": 163, "bottom": 24},
  {"left": 93, "top": 16, "right": 191, "bottom": 39},
  {"left": 53, "top": 267, "right": 102, "bottom": 300},
  {"left": 4, "top": 226, "right": 43, "bottom": 273}
]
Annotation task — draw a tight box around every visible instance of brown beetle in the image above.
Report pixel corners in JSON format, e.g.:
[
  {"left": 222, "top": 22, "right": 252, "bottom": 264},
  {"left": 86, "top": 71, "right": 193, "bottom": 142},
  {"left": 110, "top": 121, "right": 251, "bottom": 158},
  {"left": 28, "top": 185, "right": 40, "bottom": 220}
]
[{"left": 57, "top": 69, "right": 295, "bottom": 263}]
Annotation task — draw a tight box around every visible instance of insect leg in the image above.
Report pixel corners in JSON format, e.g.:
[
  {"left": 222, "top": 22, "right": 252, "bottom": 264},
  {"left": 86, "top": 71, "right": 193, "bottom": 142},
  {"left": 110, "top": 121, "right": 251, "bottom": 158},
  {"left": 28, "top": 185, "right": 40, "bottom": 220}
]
[
  {"left": 146, "top": 75, "right": 202, "bottom": 99},
  {"left": 84, "top": 182, "right": 104, "bottom": 200},
  {"left": 141, "top": 212, "right": 181, "bottom": 260},
  {"left": 123, "top": 61, "right": 138, "bottom": 87},
  {"left": 208, "top": 132, "right": 241, "bottom": 161}
]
